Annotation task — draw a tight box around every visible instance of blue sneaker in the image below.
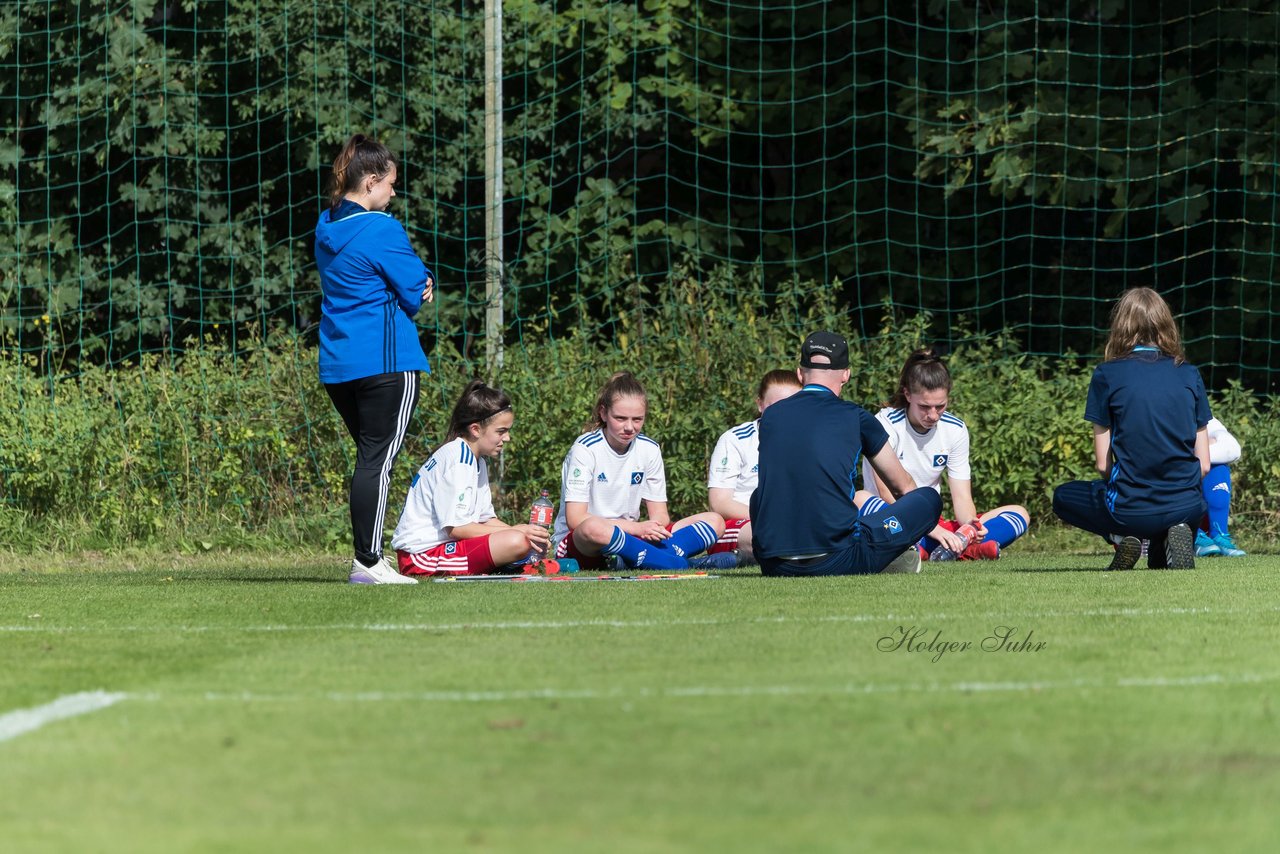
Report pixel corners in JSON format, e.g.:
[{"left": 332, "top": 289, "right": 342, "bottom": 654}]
[
  {"left": 1213, "top": 534, "right": 1247, "bottom": 557},
  {"left": 1195, "top": 530, "right": 1222, "bottom": 558},
  {"left": 689, "top": 552, "right": 738, "bottom": 570}
]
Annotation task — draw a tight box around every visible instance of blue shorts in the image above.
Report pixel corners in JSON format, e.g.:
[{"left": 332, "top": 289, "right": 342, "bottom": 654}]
[{"left": 759, "top": 488, "right": 941, "bottom": 577}]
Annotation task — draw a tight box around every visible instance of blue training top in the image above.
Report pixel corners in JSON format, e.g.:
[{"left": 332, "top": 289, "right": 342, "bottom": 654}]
[
  {"left": 314, "top": 199, "right": 432, "bottom": 384},
  {"left": 749, "top": 384, "right": 890, "bottom": 558},
  {"left": 1084, "top": 348, "right": 1210, "bottom": 521}
]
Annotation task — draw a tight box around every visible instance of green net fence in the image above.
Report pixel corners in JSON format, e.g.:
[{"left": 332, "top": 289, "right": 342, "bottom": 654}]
[{"left": 3, "top": 1, "right": 1280, "bottom": 540}]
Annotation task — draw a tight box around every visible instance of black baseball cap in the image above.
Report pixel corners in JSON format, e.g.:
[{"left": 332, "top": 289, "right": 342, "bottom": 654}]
[{"left": 799, "top": 330, "right": 849, "bottom": 369}]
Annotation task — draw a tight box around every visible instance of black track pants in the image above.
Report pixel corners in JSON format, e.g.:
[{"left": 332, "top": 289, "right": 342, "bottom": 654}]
[{"left": 325, "top": 371, "right": 420, "bottom": 566}]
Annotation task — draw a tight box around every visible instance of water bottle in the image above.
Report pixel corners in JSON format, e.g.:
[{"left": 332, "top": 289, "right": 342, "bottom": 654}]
[
  {"left": 930, "top": 522, "right": 978, "bottom": 562},
  {"left": 527, "top": 489, "right": 555, "bottom": 562}
]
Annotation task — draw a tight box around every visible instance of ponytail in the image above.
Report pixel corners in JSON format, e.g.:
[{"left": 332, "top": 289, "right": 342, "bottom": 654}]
[
  {"left": 588, "top": 371, "right": 648, "bottom": 431},
  {"left": 446, "top": 379, "right": 512, "bottom": 442},
  {"left": 327, "top": 134, "right": 397, "bottom": 212},
  {"left": 888, "top": 348, "right": 951, "bottom": 410}
]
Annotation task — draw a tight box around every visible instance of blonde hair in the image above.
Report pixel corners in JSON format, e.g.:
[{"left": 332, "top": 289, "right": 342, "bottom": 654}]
[
  {"left": 588, "top": 371, "right": 647, "bottom": 431},
  {"left": 1103, "top": 287, "right": 1185, "bottom": 363},
  {"left": 327, "top": 134, "right": 396, "bottom": 212}
]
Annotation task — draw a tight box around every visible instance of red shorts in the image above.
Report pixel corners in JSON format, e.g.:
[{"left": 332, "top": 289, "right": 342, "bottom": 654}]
[
  {"left": 708, "top": 518, "right": 748, "bottom": 554},
  {"left": 397, "top": 536, "right": 496, "bottom": 576},
  {"left": 553, "top": 528, "right": 610, "bottom": 571}
]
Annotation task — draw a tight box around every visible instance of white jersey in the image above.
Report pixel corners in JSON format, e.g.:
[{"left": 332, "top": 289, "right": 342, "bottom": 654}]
[
  {"left": 862, "top": 406, "right": 971, "bottom": 496},
  {"left": 551, "top": 430, "right": 667, "bottom": 550},
  {"left": 707, "top": 419, "right": 759, "bottom": 506},
  {"left": 391, "top": 438, "right": 496, "bottom": 553},
  {"left": 1206, "top": 417, "right": 1241, "bottom": 465}
]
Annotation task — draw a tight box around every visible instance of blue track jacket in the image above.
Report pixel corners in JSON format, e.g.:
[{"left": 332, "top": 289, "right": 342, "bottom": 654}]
[{"left": 315, "top": 201, "right": 432, "bottom": 383}]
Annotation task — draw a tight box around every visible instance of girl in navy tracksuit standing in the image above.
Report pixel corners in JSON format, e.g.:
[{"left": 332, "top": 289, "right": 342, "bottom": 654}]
[{"left": 315, "top": 134, "right": 433, "bottom": 584}]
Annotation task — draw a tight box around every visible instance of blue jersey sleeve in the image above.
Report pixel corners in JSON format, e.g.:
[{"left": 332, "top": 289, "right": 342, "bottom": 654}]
[
  {"left": 858, "top": 406, "right": 890, "bottom": 457},
  {"left": 1084, "top": 366, "right": 1110, "bottom": 426},
  {"left": 1190, "top": 365, "right": 1211, "bottom": 428}
]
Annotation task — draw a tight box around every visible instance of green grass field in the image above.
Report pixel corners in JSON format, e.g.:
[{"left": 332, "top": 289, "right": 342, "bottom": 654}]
[{"left": 3, "top": 548, "right": 1279, "bottom": 853}]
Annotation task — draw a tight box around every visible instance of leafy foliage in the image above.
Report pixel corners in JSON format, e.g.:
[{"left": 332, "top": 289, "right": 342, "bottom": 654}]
[
  {"left": 1, "top": 271, "right": 1273, "bottom": 550},
  {"left": 4, "top": 2, "right": 1280, "bottom": 388}
]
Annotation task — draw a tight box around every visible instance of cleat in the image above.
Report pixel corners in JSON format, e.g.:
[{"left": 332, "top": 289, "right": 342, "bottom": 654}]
[
  {"left": 1162, "top": 523, "right": 1195, "bottom": 570},
  {"left": 690, "top": 552, "right": 738, "bottom": 570},
  {"left": 1213, "top": 534, "right": 1246, "bottom": 557},
  {"left": 1194, "top": 530, "right": 1222, "bottom": 558},
  {"left": 349, "top": 557, "right": 418, "bottom": 585},
  {"left": 882, "top": 546, "right": 922, "bottom": 574},
  {"left": 1106, "top": 536, "right": 1142, "bottom": 571},
  {"left": 961, "top": 540, "right": 1001, "bottom": 560}
]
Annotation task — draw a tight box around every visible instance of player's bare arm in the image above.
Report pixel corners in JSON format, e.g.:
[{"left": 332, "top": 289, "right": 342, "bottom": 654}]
[
  {"left": 868, "top": 443, "right": 917, "bottom": 499},
  {"left": 1092, "top": 424, "right": 1111, "bottom": 475},
  {"left": 708, "top": 487, "right": 749, "bottom": 520}
]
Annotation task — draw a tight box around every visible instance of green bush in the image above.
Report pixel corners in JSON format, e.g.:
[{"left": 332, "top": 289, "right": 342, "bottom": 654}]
[{"left": 0, "top": 268, "right": 1274, "bottom": 551}]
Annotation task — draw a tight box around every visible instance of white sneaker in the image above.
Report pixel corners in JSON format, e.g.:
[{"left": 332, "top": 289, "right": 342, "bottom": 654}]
[
  {"left": 349, "top": 557, "right": 418, "bottom": 585},
  {"left": 881, "top": 546, "right": 923, "bottom": 574}
]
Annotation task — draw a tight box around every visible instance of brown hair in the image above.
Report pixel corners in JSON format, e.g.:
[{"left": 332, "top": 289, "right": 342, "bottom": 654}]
[
  {"left": 446, "top": 379, "right": 512, "bottom": 442},
  {"left": 756, "top": 369, "right": 802, "bottom": 401},
  {"left": 888, "top": 349, "right": 951, "bottom": 410},
  {"left": 588, "top": 371, "right": 648, "bottom": 431},
  {"left": 1103, "top": 287, "right": 1185, "bottom": 363},
  {"left": 327, "top": 134, "right": 396, "bottom": 213}
]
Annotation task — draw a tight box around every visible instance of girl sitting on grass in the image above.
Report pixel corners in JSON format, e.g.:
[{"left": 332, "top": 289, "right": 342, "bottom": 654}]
[
  {"left": 551, "top": 371, "right": 726, "bottom": 570},
  {"left": 858, "top": 349, "right": 1030, "bottom": 561},
  {"left": 705, "top": 369, "right": 803, "bottom": 565},
  {"left": 390, "top": 380, "right": 550, "bottom": 577}
]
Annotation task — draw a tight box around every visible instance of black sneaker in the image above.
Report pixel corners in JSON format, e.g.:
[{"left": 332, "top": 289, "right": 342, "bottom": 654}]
[
  {"left": 1106, "top": 536, "right": 1142, "bottom": 571},
  {"left": 1163, "top": 523, "right": 1195, "bottom": 570}
]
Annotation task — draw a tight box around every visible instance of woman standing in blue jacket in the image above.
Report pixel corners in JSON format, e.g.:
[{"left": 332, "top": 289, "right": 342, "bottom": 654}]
[{"left": 316, "top": 134, "right": 433, "bottom": 584}]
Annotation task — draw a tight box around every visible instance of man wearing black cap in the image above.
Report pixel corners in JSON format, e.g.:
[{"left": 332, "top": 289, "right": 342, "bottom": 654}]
[{"left": 748, "top": 330, "right": 943, "bottom": 575}]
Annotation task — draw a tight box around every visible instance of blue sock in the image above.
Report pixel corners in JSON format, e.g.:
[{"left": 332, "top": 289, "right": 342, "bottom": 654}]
[
  {"left": 603, "top": 527, "right": 689, "bottom": 569},
  {"left": 1202, "top": 464, "right": 1232, "bottom": 537},
  {"left": 665, "top": 521, "right": 719, "bottom": 559},
  {"left": 983, "top": 511, "right": 1028, "bottom": 548}
]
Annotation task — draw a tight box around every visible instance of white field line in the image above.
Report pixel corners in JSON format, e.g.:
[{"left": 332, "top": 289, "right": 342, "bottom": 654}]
[
  {"left": 5, "top": 672, "right": 1273, "bottom": 737},
  {"left": 125, "top": 670, "right": 1277, "bottom": 704},
  {"left": 0, "top": 691, "right": 129, "bottom": 744},
  {"left": 1, "top": 604, "right": 1278, "bottom": 635}
]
